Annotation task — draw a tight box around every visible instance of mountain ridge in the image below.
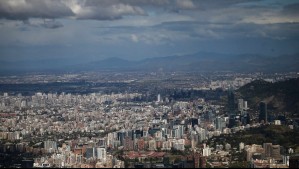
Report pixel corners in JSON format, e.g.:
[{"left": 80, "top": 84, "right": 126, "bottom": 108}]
[{"left": 1, "top": 52, "right": 299, "bottom": 74}]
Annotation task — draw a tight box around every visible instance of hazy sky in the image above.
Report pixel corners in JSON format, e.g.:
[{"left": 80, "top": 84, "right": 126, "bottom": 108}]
[{"left": 0, "top": 0, "right": 299, "bottom": 64}]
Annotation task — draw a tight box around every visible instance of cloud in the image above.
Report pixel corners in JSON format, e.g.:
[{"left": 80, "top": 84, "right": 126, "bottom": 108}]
[
  {"left": 73, "top": 3, "right": 146, "bottom": 20},
  {"left": 192, "top": 0, "right": 261, "bottom": 10},
  {"left": 41, "top": 19, "right": 64, "bottom": 29},
  {"left": 176, "top": 0, "right": 196, "bottom": 10},
  {"left": 64, "top": 0, "right": 151, "bottom": 20},
  {"left": 18, "top": 18, "right": 64, "bottom": 29},
  {"left": 90, "top": 0, "right": 171, "bottom": 7},
  {"left": 0, "top": 0, "right": 203, "bottom": 21},
  {"left": 131, "top": 34, "right": 139, "bottom": 42},
  {"left": 0, "top": 0, "right": 149, "bottom": 21},
  {"left": 0, "top": 0, "right": 74, "bottom": 20},
  {"left": 282, "top": 3, "right": 299, "bottom": 16}
]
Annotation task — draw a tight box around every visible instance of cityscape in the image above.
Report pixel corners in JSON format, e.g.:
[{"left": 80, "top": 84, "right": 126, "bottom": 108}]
[
  {"left": 1, "top": 72, "right": 299, "bottom": 168},
  {"left": 1, "top": 0, "right": 299, "bottom": 168}
]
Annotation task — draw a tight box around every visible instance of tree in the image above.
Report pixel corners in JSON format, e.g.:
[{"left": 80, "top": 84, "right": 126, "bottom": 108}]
[
  {"left": 163, "top": 157, "right": 170, "bottom": 164},
  {"left": 174, "top": 158, "right": 181, "bottom": 163},
  {"left": 124, "top": 160, "right": 129, "bottom": 168}
]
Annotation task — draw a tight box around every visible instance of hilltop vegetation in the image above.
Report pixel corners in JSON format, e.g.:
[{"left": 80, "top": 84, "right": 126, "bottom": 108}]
[
  {"left": 237, "top": 78, "right": 299, "bottom": 116},
  {"left": 209, "top": 125, "right": 299, "bottom": 152}
]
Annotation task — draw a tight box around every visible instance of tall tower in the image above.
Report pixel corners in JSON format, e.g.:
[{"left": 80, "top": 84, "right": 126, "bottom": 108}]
[
  {"left": 157, "top": 94, "right": 161, "bottom": 103},
  {"left": 259, "top": 101, "right": 267, "bottom": 123},
  {"left": 227, "top": 87, "right": 235, "bottom": 116}
]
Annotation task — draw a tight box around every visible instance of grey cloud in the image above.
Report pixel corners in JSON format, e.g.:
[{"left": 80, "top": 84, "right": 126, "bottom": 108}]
[
  {"left": 73, "top": 0, "right": 173, "bottom": 20},
  {"left": 282, "top": 3, "right": 299, "bottom": 16},
  {"left": 210, "top": 23, "right": 299, "bottom": 40},
  {"left": 41, "top": 19, "right": 63, "bottom": 29},
  {"left": 75, "top": 3, "right": 147, "bottom": 20},
  {"left": 19, "top": 18, "right": 63, "bottom": 29},
  {"left": 175, "top": 0, "right": 196, "bottom": 10},
  {"left": 0, "top": 0, "right": 74, "bottom": 20},
  {"left": 121, "top": 0, "right": 170, "bottom": 6},
  {"left": 84, "top": 0, "right": 170, "bottom": 8},
  {"left": 0, "top": 0, "right": 201, "bottom": 21},
  {"left": 192, "top": 0, "right": 261, "bottom": 10},
  {"left": 0, "top": 0, "right": 149, "bottom": 21},
  {"left": 67, "top": 0, "right": 162, "bottom": 21},
  {"left": 83, "top": 0, "right": 144, "bottom": 7},
  {"left": 123, "top": 0, "right": 197, "bottom": 10},
  {"left": 151, "top": 20, "right": 299, "bottom": 41}
]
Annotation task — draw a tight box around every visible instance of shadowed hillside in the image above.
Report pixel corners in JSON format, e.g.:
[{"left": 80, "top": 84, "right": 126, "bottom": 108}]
[{"left": 237, "top": 78, "right": 299, "bottom": 116}]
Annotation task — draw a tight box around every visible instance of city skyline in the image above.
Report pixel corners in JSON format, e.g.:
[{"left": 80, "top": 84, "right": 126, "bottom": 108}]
[{"left": 0, "top": 72, "right": 298, "bottom": 168}]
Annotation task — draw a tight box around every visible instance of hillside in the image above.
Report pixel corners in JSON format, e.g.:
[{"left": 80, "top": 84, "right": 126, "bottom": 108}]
[
  {"left": 209, "top": 125, "right": 299, "bottom": 153},
  {"left": 237, "top": 78, "right": 299, "bottom": 116}
]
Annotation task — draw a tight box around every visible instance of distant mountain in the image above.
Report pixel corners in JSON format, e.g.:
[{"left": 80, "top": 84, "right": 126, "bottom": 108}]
[
  {"left": 70, "top": 57, "right": 137, "bottom": 71},
  {"left": 1, "top": 52, "right": 299, "bottom": 74},
  {"left": 78, "top": 52, "right": 299, "bottom": 72},
  {"left": 237, "top": 78, "right": 299, "bottom": 116}
]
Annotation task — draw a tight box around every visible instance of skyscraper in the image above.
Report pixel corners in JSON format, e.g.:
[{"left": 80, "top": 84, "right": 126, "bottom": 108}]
[
  {"left": 86, "top": 147, "right": 96, "bottom": 159},
  {"left": 157, "top": 94, "right": 161, "bottom": 103},
  {"left": 244, "top": 101, "right": 248, "bottom": 110},
  {"left": 227, "top": 87, "right": 235, "bottom": 116},
  {"left": 259, "top": 101, "right": 267, "bottom": 123},
  {"left": 238, "top": 99, "right": 244, "bottom": 112},
  {"left": 215, "top": 116, "right": 224, "bottom": 131}
]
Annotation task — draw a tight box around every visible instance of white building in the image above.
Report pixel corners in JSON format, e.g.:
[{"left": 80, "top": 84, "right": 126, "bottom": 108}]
[
  {"left": 239, "top": 142, "right": 245, "bottom": 151},
  {"left": 157, "top": 94, "right": 161, "bottom": 103},
  {"left": 202, "top": 147, "right": 211, "bottom": 157},
  {"left": 274, "top": 120, "right": 281, "bottom": 125},
  {"left": 97, "top": 148, "right": 107, "bottom": 162}
]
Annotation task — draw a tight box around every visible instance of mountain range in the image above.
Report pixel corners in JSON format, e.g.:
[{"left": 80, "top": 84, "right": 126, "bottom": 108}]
[{"left": 1, "top": 52, "right": 299, "bottom": 74}]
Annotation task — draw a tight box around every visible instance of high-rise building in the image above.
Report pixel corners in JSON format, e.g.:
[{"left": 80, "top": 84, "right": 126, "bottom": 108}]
[
  {"left": 244, "top": 101, "right": 248, "bottom": 110},
  {"left": 157, "top": 94, "right": 161, "bottom": 103},
  {"left": 246, "top": 113, "right": 251, "bottom": 125},
  {"left": 259, "top": 101, "right": 267, "bottom": 123},
  {"left": 96, "top": 148, "right": 107, "bottom": 162},
  {"left": 215, "top": 117, "right": 225, "bottom": 132},
  {"left": 264, "top": 143, "right": 272, "bottom": 158},
  {"left": 227, "top": 87, "right": 235, "bottom": 116},
  {"left": 238, "top": 99, "right": 244, "bottom": 112},
  {"left": 228, "top": 116, "right": 237, "bottom": 128},
  {"left": 117, "top": 131, "right": 126, "bottom": 146},
  {"left": 44, "top": 140, "right": 57, "bottom": 153},
  {"left": 86, "top": 147, "right": 96, "bottom": 159},
  {"left": 272, "top": 145, "right": 281, "bottom": 160},
  {"left": 191, "top": 118, "right": 199, "bottom": 127}
]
